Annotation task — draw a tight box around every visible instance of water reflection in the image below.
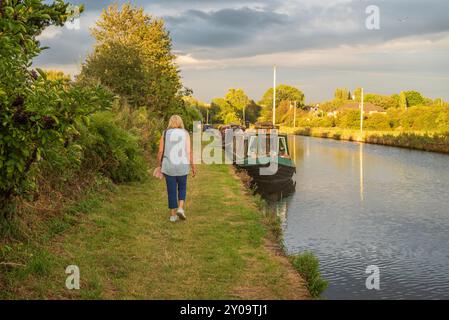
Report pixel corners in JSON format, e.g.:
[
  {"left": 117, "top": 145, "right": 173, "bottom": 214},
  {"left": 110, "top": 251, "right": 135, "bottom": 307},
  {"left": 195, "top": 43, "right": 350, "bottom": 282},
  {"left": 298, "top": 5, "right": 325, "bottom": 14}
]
[
  {"left": 360, "top": 143, "right": 364, "bottom": 203},
  {"left": 253, "top": 178, "right": 296, "bottom": 224},
  {"left": 279, "top": 135, "right": 449, "bottom": 300}
]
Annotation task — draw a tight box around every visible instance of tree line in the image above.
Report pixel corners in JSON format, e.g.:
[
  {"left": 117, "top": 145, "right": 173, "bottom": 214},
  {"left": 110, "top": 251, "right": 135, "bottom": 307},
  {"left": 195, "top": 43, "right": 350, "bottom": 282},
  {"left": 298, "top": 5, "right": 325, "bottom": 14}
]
[
  {"left": 184, "top": 85, "right": 306, "bottom": 125},
  {"left": 292, "top": 87, "right": 449, "bottom": 131}
]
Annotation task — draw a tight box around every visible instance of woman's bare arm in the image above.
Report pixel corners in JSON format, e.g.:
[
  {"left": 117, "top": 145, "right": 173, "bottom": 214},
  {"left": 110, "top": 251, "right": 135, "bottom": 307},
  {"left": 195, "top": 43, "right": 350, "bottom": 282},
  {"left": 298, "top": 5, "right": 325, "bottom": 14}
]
[{"left": 157, "top": 134, "right": 164, "bottom": 167}]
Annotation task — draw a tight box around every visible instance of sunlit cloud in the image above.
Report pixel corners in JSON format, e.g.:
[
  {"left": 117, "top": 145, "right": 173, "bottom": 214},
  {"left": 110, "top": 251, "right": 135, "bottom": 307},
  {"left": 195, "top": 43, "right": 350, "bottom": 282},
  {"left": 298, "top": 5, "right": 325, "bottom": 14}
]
[{"left": 34, "top": 0, "right": 449, "bottom": 101}]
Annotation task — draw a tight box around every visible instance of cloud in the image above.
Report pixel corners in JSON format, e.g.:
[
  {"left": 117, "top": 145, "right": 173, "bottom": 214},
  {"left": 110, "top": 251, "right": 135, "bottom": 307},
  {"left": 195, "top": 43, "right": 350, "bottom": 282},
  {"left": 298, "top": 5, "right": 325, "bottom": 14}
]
[
  {"left": 165, "top": 0, "right": 449, "bottom": 59},
  {"left": 176, "top": 32, "right": 449, "bottom": 73},
  {"left": 33, "top": 10, "right": 99, "bottom": 68},
  {"left": 35, "top": 0, "right": 449, "bottom": 101},
  {"left": 36, "top": 26, "right": 63, "bottom": 40},
  {"left": 165, "top": 7, "right": 288, "bottom": 48}
]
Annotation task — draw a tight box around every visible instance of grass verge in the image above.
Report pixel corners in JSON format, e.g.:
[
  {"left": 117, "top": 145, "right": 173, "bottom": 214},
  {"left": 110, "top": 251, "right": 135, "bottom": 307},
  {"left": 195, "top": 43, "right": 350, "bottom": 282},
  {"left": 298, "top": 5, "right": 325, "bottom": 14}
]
[{"left": 0, "top": 164, "right": 309, "bottom": 300}]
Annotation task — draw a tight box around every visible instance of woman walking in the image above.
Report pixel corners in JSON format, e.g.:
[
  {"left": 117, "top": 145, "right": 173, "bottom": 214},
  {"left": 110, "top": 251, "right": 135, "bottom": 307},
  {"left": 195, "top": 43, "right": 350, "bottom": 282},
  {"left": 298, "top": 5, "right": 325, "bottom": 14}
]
[{"left": 157, "top": 115, "right": 196, "bottom": 222}]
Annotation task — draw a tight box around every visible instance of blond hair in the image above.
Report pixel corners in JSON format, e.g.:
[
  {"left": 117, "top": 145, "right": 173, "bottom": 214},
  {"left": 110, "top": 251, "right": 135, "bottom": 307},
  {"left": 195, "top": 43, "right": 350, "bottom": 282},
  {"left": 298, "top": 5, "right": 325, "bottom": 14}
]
[{"left": 167, "top": 115, "right": 185, "bottom": 130}]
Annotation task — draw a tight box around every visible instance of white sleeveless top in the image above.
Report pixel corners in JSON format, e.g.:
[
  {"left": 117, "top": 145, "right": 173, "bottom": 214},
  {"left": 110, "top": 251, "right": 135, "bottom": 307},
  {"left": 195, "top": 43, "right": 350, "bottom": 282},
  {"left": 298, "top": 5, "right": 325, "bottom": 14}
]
[{"left": 161, "top": 129, "right": 190, "bottom": 177}]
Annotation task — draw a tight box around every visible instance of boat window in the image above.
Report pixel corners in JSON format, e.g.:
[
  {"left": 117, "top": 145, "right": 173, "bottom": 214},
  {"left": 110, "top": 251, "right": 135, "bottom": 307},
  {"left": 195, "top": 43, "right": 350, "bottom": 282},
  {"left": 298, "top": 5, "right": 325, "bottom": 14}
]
[
  {"left": 248, "top": 135, "right": 286, "bottom": 157},
  {"left": 279, "top": 137, "right": 287, "bottom": 156},
  {"left": 248, "top": 136, "right": 258, "bottom": 156}
]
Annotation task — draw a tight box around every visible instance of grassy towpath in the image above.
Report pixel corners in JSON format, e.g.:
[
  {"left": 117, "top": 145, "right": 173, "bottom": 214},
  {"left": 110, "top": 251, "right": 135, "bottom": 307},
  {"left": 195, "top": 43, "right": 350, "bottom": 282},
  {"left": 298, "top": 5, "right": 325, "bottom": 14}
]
[{"left": 0, "top": 164, "right": 309, "bottom": 299}]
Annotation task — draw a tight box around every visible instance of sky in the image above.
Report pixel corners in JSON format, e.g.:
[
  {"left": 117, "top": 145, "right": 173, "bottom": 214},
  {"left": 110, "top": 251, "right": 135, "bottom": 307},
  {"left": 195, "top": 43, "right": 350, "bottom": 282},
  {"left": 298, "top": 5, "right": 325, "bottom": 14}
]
[{"left": 36, "top": 0, "right": 449, "bottom": 103}]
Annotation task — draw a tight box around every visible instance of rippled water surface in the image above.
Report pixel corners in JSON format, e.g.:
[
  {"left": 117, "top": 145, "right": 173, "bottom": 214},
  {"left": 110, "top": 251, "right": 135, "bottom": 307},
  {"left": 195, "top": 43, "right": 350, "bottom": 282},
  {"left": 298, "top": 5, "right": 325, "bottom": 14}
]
[{"left": 268, "top": 136, "right": 449, "bottom": 300}]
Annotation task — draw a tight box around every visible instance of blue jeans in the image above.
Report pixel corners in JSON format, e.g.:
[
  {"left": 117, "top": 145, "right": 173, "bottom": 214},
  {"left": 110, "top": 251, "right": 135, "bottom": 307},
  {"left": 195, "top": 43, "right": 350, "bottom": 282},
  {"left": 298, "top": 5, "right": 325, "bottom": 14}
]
[{"left": 164, "top": 175, "right": 187, "bottom": 209}]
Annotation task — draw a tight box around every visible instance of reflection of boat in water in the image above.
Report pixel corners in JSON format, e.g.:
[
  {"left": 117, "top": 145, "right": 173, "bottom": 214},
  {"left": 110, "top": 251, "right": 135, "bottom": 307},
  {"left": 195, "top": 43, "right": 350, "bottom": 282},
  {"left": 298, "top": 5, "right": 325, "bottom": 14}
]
[{"left": 253, "top": 178, "right": 296, "bottom": 202}]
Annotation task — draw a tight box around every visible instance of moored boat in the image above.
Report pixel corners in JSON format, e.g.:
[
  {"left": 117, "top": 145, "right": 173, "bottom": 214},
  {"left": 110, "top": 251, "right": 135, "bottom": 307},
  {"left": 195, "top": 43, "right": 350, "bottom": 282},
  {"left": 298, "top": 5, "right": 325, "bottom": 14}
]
[{"left": 235, "top": 123, "right": 296, "bottom": 185}]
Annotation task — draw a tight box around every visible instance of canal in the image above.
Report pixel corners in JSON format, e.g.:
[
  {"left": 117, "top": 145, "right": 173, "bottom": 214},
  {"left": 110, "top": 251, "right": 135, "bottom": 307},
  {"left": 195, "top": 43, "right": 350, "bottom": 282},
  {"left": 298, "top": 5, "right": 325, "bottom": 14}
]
[{"left": 265, "top": 135, "right": 449, "bottom": 300}]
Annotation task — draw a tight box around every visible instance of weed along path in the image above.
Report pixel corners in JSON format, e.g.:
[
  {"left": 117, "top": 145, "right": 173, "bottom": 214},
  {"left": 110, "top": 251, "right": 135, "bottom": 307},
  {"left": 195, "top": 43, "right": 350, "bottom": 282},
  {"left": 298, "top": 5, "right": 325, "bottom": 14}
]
[{"left": 0, "top": 164, "right": 309, "bottom": 300}]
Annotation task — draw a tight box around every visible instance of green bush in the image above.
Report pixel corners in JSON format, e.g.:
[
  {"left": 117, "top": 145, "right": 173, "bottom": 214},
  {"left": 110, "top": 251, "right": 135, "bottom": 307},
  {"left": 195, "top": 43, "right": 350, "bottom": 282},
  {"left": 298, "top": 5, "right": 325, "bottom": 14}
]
[
  {"left": 365, "top": 94, "right": 398, "bottom": 110},
  {"left": 292, "top": 252, "right": 328, "bottom": 298},
  {"left": 336, "top": 110, "right": 361, "bottom": 129},
  {"left": 311, "top": 116, "right": 335, "bottom": 128},
  {"left": 364, "top": 113, "right": 391, "bottom": 130},
  {"left": 79, "top": 112, "right": 148, "bottom": 183},
  {"left": 0, "top": 0, "right": 116, "bottom": 216},
  {"left": 114, "top": 102, "right": 164, "bottom": 153}
]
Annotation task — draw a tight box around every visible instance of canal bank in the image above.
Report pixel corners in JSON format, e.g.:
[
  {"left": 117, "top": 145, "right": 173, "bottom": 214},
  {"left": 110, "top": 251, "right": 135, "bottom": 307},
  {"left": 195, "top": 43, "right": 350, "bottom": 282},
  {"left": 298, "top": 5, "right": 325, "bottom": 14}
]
[
  {"left": 0, "top": 164, "right": 309, "bottom": 299},
  {"left": 281, "top": 126, "right": 449, "bottom": 154}
]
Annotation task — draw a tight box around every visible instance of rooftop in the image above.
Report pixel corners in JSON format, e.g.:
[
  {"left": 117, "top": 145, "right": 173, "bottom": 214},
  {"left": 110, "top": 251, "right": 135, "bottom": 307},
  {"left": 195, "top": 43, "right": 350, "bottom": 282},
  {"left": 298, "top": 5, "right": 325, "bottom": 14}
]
[{"left": 337, "top": 102, "right": 385, "bottom": 112}]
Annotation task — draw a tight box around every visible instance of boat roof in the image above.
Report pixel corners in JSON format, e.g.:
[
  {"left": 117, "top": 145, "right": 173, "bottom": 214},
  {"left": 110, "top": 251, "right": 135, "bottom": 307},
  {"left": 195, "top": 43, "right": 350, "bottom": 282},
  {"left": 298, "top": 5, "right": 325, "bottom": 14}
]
[
  {"left": 254, "top": 122, "right": 280, "bottom": 130},
  {"left": 243, "top": 130, "right": 288, "bottom": 138}
]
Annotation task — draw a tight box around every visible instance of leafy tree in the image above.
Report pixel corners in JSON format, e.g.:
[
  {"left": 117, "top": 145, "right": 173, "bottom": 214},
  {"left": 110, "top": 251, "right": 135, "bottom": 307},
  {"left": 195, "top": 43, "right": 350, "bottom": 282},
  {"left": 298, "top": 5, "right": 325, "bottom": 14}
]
[
  {"left": 277, "top": 100, "right": 292, "bottom": 123},
  {"left": 0, "top": 0, "right": 113, "bottom": 216},
  {"left": 334, "top": 88, "right": 350, "bottom": 101},
  {"left": 336, "top": 110, "right": 361, "bottom": 129},
  {"left": 210, "top": 89, "right": 259, "bottom": 125},
  {"left": 245, "top": 100, "right": 262, "bottom": 124},
  {"left": 364, "top": 94, "right": 397, "bottom": 110},
  {"left": 225, "top": 89, "right": 249, "bottom": 111},
  {"left": 225, "top": 88, "right": 250, "bottom": 123},
  {"left": 399, "top": 91, "right": 408, "bottom": 110},
  {"left": 353, "top": 88, "right": 362, "bottom": 102},
  {"left": 184, "top": 96, "right": 215, "bottom": 124},
  {"left": 224, "top": 112, "right": 240, "bottom": 125},
  {"left": 259, "top": 85, "right": 305, "bottom": 123},
  {"left": 404, "top": 91, "right": 425, "bottom": 107},
  {"left": 211, "top": 98, "right": 233, "bottom": 123},
  {"left": 391, "top": 94, "right": 400, "bottom": 108},
  {"left": 80, "top": 42, "right": 149, "bottom": 107},
  {"left": 79, "top": 3, "right": 182, "bottom": 114}
]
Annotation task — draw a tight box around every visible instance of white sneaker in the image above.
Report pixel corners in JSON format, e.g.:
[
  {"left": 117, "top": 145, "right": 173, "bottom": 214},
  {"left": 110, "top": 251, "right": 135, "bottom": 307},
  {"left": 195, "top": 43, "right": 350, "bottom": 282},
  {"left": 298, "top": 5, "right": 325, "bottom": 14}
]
[
  {"left": 177, "top": 208, "right": 186, "bottom": 220},
  {"left": 169, "top": 216, "right": 178, "bottom": 223}
]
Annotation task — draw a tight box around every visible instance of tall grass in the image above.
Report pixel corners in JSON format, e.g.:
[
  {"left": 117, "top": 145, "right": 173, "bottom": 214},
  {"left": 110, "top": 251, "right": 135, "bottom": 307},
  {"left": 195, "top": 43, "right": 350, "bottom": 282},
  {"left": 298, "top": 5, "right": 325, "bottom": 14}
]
[{"left": 291, "top": 252, "right": 328, "bottom": 298}]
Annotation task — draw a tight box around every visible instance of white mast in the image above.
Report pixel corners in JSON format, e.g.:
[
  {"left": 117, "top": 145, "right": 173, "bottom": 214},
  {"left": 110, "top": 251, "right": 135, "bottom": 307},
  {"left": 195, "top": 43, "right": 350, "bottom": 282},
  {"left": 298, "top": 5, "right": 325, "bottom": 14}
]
[
  {"left": 360, "top": 88, "right": 364, "bottom": 136},
  {"left": 273, "top": 65, "right": 277, "bottom": 126}
]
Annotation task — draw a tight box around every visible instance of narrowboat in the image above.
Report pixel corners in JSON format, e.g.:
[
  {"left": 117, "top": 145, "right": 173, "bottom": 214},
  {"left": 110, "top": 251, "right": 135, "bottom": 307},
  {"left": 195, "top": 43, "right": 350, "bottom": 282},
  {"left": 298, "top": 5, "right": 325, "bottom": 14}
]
[{"left": 234, "top": 123, "right": 296, "bottom": 186}]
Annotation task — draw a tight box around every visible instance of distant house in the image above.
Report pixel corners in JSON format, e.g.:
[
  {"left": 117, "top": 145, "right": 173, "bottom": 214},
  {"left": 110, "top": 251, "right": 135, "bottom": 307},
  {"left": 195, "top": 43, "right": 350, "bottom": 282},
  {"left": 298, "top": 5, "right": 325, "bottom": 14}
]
[{"left": 333, "top": 102, "right": 386, "bottom": 116}]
